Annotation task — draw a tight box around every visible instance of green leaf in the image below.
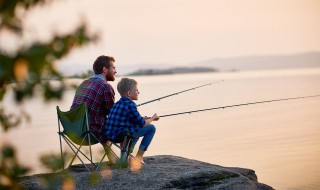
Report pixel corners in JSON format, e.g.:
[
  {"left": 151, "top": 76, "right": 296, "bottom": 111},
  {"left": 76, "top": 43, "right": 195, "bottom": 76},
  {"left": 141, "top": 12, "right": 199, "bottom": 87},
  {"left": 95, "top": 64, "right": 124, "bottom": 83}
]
[{"left": 1, "top": 145, "right": 15, "bottom": 158}]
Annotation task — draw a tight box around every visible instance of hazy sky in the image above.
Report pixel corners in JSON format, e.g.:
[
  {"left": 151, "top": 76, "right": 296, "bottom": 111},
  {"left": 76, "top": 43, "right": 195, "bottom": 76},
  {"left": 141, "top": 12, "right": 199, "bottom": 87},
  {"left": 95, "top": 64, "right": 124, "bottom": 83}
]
[{"left": 13, "top": 0, "right": 320, "bottom": 74}]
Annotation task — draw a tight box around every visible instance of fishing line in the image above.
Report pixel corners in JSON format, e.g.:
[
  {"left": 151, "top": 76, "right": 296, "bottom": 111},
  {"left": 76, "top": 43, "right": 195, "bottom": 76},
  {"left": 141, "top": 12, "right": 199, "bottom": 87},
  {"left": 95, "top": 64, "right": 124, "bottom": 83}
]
[
  {"left": 136, "top": 80, "right": 224, "bottom": 107},
  {"left": 159, "top": 94, "right": 320, "bottom": 118}
]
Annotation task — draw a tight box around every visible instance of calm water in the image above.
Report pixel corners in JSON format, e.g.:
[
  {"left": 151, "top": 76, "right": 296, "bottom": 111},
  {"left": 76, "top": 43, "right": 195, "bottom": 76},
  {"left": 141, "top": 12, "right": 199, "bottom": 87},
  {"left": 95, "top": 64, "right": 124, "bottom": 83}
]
[{"left": 1, "top": 68, "right": 320, "bottom": 190}]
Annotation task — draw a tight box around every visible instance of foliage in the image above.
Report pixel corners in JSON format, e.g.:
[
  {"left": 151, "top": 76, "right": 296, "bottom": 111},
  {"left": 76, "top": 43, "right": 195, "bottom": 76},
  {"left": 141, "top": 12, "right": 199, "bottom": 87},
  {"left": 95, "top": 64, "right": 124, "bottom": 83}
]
[
  {"left": 0, "top": 144, "right": 29, "bottom": 190},
  {"left": 0, "top": 0, "right": 99, "bottom": 188},
  {"left": 0, "top": 0, "right": 98, "bottom": 128},
  {"left": 0, "top": 0, "right": 98, "bottom": 133},
  {"left": 39, "top": 152, "right": 104, "bottom": 188},
  {"left": 39, "top": 153, "right": 75, "bottom": 190},
  {"left": 40, "top": 153, "right": 67, "bottom": 173}
]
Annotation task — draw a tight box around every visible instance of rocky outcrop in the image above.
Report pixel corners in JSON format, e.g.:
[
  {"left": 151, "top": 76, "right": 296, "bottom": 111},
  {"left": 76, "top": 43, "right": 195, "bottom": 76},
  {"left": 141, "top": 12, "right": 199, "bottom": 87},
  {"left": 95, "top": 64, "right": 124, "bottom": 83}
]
[{"left": 19, "top": 155, "right": 274, "bottom": 190}]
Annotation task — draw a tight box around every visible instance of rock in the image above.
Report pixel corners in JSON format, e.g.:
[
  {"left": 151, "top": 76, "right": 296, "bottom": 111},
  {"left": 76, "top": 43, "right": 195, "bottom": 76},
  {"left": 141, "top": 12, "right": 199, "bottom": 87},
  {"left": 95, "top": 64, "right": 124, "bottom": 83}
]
[{"left": 19, "top": 155, "right": 274, "bottom": 190}]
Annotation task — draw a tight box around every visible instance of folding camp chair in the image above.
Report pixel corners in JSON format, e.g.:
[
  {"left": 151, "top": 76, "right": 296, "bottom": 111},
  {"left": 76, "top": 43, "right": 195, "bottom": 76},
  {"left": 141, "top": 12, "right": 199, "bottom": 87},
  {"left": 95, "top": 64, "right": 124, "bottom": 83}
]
[{"left": 56, "top": 103, "right": 133, "bottom": 172}]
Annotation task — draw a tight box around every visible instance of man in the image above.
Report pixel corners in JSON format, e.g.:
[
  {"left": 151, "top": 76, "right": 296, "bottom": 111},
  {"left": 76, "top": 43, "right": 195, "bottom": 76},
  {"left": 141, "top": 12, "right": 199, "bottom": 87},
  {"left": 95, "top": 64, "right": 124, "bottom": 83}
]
[{"left": 70, "top": 55, "right": 117, "bottom": 161}]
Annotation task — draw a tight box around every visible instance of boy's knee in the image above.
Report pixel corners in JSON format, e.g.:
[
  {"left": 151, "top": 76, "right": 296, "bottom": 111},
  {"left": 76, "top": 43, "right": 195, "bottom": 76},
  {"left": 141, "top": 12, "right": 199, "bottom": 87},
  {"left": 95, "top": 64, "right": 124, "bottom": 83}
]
[{"left": 148, "top": 124, "right": 156, "bottom": 133}]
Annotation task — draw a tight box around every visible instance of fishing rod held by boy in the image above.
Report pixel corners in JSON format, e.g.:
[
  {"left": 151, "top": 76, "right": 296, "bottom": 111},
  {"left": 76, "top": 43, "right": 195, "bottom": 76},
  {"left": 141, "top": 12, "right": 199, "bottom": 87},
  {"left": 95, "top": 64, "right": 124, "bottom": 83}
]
[{"left": 159, "top": 94, "right": 320, "bottom": 118}]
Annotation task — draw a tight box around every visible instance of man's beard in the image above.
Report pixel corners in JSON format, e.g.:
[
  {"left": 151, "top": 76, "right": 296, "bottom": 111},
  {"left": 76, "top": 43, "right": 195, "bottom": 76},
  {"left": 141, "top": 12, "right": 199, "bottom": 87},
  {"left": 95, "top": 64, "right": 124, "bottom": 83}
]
[{"left": 106, "top": 73, "right": 115, "bottom": 81}]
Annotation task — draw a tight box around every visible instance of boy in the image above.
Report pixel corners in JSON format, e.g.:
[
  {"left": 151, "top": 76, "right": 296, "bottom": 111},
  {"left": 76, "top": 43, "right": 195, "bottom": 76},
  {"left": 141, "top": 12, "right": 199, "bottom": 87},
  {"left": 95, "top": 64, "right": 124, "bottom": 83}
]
[{"left": 105, "top": 78, "right": 159, "bottom": 166}]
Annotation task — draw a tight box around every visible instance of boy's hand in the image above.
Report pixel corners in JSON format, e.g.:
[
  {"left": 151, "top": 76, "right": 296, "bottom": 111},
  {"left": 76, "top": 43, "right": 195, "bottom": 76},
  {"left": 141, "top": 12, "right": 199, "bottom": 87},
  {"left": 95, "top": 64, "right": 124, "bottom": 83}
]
[
  {"left": 143, "top": 114, "right": 159, "bottom": 127},
  {"left": 152, "top": 113, "right": 160, "bottom": 121}
]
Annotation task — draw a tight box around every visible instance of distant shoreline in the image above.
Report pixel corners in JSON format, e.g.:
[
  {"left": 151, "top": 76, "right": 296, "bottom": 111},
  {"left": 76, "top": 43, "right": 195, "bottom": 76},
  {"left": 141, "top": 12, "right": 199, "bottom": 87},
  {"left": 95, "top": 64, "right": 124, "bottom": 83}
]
[
  {"left": 126, "top": 66, "right": 218, "bottom": 76},
  {"left": 61, "top": 51, "right": 320, "bottom": 77}
]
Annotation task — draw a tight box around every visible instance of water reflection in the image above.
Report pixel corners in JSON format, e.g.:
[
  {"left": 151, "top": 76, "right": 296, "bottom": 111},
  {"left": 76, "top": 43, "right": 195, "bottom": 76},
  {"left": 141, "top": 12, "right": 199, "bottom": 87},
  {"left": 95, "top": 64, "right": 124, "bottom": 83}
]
[{"left": 1, "top": 68, "right": 320, "bottom": 190}]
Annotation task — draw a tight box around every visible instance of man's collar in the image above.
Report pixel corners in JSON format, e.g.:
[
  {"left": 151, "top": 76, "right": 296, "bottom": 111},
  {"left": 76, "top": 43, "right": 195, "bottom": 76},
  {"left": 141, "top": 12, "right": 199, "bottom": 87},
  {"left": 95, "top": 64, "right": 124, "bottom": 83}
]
[{"left": 92, "top": 74, "right": 105, "bottom": 80}]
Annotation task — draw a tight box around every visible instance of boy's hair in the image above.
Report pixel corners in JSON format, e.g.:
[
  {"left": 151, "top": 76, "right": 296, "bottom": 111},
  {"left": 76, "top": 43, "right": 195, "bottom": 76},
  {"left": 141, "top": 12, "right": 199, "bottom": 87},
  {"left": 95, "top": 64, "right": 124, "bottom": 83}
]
[
  {"left": 93, "top": 55, "right": 115, "bottom": 74},
  {"left": 117, "top": 78, "right": 138, "bottom": 96}
]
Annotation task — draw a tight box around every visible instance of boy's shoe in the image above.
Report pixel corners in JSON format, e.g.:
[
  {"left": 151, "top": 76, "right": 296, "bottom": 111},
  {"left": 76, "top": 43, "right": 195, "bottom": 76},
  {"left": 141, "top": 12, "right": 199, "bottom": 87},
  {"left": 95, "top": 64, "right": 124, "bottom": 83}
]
[
  {"left": 129, "top": 156, "right": 145, "bottom": 165},
  {"left": 129, "top": 156, "right": 145, "bottom": 173}
]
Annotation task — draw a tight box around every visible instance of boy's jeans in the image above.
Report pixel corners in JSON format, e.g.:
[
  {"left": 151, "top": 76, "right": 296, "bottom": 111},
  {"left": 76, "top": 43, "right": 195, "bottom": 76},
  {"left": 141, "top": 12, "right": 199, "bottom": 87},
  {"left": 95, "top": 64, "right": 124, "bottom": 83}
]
[{"left": 131, "top": 124, "right": 156, "bottom": 151}]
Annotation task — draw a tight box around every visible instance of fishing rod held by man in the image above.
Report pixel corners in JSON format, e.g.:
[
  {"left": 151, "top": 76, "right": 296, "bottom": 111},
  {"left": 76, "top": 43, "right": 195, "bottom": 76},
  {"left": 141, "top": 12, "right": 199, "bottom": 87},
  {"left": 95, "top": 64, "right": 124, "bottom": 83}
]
[
  {"left": 159, "top": 94, "right": 320, "bottom": 118},
  {"left": 136, "top": 80, "right": 224, "bottom": 107}
]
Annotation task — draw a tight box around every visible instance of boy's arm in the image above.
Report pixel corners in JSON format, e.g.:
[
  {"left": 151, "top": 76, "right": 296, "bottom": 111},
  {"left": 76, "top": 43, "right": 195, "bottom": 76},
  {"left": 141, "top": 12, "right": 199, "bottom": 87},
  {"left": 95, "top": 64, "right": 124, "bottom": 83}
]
[{"left": 128, "top": 102, "right": 146, "bottom": 127}]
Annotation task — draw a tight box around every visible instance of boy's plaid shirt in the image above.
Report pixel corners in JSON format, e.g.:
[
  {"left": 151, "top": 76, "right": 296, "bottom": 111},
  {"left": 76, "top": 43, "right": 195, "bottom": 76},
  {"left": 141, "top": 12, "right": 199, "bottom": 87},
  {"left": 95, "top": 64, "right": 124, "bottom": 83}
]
[{"left": 105, "top": 97, "right": 145, "bottom": 141}]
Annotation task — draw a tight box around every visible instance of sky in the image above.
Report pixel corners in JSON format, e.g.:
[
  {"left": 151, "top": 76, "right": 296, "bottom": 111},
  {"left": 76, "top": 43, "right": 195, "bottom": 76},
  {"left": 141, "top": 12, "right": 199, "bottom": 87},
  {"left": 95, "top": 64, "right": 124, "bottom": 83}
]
[{"left": 6, "top": 0, "right": 320, "bottom": 75}]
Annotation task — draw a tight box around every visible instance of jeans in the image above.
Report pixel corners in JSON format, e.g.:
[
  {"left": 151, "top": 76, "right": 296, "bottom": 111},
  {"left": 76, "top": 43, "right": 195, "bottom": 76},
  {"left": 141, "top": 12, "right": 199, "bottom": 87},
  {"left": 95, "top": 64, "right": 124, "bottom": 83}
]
[{"left": 131, "top": 124, "right": 156, "bottom": 151}]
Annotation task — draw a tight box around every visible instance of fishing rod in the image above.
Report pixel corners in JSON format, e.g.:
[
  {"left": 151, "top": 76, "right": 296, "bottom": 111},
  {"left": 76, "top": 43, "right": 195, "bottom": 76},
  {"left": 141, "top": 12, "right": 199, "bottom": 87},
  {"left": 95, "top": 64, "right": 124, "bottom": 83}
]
[
  {"left": 159, "top": 94, "right": 320, "bottom": 118},
  {"left": 136, "top": 80, "right": 224, "bottom": 107}
]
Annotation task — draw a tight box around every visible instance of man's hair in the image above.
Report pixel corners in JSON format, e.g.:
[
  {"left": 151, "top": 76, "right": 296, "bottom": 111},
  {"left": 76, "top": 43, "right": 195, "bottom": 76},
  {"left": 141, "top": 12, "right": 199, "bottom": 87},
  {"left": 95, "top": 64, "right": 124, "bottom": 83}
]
[
  {"left": 93, "top": 55, "right": 115, "bottom": 74},
  {"left": 117, "top": 78, "right": 137, "bottom": 96}
]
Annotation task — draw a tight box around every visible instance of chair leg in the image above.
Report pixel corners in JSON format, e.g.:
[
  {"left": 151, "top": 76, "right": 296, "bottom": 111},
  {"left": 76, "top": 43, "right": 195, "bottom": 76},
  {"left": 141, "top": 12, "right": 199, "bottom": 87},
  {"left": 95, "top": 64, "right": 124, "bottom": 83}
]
[
  {"left": 111, "top": 142, "right": 135, "bottom": 159},
  {"left": 123, "top": 138, "right": 132, "bottom": 160},
  {"left": 66, "top": 136, "right": 97, "bottom": 167},
  {"left": 95, "top": 143, "right": 119, "bottom": 171},
  {"left": 62, "top": 136, "right": 93, "bottom": 173},
  {"left": 116, "top": 136, "right": 133, "bottom": 168},
  {"left": 88, "top": 134, "right": 93, "bottom": 165},
  {"left": 58, "top": 133, "right": 65, "bottom": 171}
]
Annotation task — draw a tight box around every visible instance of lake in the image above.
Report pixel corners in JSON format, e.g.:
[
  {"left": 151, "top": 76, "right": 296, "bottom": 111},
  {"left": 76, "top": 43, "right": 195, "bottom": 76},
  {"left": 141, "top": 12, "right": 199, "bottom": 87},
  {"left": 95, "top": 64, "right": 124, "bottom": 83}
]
[{"left": 1, "top": 68, "right": 320, "bottom": 190}]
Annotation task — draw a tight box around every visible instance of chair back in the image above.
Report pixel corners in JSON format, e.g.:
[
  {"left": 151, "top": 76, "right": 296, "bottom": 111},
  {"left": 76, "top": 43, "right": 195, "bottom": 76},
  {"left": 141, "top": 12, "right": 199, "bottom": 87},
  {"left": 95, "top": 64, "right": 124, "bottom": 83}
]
[{"left": 57, "top": 104, "right": 98, "bottom": 145}]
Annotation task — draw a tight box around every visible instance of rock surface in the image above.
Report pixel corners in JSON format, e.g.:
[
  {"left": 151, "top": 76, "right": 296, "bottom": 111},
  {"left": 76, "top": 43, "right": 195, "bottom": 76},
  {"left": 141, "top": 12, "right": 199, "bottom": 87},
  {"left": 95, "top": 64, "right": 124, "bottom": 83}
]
[{"left": 19, "top": 155, "right": 274, "bottom": 190}]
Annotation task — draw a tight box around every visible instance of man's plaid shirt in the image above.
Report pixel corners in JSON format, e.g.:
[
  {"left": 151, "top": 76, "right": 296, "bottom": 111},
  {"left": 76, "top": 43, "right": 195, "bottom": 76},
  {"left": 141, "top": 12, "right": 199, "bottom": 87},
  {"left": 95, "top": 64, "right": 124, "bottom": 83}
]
[
  {"left": 70, "top": 75, "right": 115, "bottom": 143},
  {"left": 105, "top": 97, "right": 145, "bottom": 141}
]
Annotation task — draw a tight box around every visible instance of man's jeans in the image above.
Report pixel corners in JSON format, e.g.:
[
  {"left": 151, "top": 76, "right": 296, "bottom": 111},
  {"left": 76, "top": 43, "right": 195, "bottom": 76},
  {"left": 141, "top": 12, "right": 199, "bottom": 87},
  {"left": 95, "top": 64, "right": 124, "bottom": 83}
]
[{"left": 131, "top": 124, "right": 156, "bottom": 151}]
